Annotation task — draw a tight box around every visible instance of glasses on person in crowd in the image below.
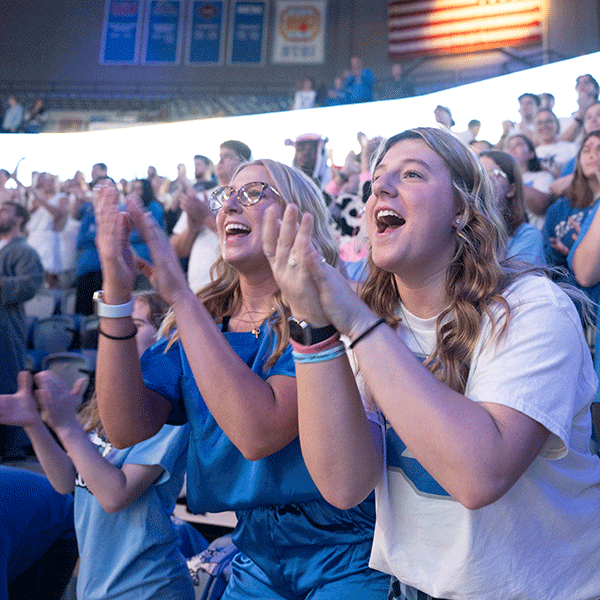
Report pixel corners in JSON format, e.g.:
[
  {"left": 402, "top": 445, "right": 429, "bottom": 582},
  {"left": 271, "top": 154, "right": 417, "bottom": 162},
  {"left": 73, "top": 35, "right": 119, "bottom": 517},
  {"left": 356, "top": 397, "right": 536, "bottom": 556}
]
[
  {"left": 486, "top": 168, "right": 508, "bottom": 180},
  {"left": 209, "top": 182, "right": 281, "bottom": 211}
]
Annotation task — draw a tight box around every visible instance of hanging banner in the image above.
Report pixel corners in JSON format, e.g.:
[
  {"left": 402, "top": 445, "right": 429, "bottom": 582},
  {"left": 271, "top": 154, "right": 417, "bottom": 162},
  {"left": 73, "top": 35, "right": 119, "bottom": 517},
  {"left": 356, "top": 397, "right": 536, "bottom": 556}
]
[
  {"left": 100, "top": 0, "right": 143, "bottom": 65},
  {"left": 228, "top": 0, "right": 268, "bottom": 66},
  {"left": 142, "top": 0, "right": 184, "bottom": 65},
  {"left": 272, "top": 0, "right": 326, "bottom": 64},
  {"left": 186, "top": 1, "right": 226, "bottom": 65}
]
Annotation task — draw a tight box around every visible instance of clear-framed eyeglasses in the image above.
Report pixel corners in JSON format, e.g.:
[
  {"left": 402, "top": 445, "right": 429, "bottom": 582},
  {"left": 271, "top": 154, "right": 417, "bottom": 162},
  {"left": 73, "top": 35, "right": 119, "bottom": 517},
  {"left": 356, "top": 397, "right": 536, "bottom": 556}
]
[
  {"left": 209, "top": 182, "right": 282, "bottom": 212},
  {"left": 486, "top": 168, "right": 508, "bottom": 180}
]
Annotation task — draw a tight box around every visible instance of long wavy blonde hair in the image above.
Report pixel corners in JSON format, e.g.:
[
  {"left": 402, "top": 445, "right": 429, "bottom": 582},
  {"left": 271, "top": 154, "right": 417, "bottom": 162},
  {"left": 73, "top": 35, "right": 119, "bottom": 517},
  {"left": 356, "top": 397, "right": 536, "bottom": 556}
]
[
  {"left": 361, "top": 127, "right": 517, "bottom": 394},
  {"left": 161, "top": 158, "right": 339, "bottom": 369}
]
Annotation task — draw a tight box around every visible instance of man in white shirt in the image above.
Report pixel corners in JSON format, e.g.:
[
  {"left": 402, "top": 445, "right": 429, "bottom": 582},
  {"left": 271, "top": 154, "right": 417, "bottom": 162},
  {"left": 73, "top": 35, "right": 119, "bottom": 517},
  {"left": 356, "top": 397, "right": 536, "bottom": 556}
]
[{"left": 170, "top": 140, "right": 251, "bottom": 292}]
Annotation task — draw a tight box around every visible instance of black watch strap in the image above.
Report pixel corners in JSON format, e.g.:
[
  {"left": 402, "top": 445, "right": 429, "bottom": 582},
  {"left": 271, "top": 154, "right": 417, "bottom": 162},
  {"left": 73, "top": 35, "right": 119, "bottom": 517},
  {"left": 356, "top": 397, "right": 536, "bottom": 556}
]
[{"left": 288, "top": 317, "right": 337, "bottom": 345}]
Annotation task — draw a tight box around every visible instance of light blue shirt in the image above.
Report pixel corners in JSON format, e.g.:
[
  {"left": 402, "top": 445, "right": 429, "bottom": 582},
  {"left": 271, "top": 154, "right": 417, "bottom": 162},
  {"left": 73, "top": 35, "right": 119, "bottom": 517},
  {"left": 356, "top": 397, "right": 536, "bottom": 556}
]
[{"left": 75, "top": 424, "right": 194, "bottom": 600}]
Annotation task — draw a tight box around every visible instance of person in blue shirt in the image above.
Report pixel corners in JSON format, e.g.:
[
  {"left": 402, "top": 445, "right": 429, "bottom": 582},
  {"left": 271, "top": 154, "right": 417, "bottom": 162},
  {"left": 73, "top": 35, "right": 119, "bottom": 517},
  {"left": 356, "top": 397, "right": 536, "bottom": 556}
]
[
  {"left": 91, "top": 159, "right": 389, "bottom": 600},
  {"left": 566, "top": 131, "right": 600, "bottom": 442},
  {"left": 0, "top": 291, "right": 195, "bottom": 600},
  {"left": 543, "top": 131, "right": 600, "bottom": 278},
  {"left": 480, "top": 150, "right": 545, "bottom": 265},
  {"left": 343, "top": 57, "right": 375, "bottom": 104}
]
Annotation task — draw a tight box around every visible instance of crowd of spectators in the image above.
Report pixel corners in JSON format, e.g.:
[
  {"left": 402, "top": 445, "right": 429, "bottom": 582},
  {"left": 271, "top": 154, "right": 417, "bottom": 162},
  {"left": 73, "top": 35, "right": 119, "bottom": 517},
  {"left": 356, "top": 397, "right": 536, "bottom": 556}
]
[
  {"left": 290, "top": 56, "right": 416, "bottom": 110},
  {"left": 1, "top": 68, "right": 600, "bottom": 600},
  {"left": 1, "top": 96, "right": 47, "bottom": 133}
]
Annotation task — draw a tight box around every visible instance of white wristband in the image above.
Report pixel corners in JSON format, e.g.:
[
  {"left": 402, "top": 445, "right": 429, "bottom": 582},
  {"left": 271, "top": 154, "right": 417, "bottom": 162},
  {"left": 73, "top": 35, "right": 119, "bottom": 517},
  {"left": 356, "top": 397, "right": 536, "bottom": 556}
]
[{"left": 93, "top": 291, "right": 134, "bottom": 318}]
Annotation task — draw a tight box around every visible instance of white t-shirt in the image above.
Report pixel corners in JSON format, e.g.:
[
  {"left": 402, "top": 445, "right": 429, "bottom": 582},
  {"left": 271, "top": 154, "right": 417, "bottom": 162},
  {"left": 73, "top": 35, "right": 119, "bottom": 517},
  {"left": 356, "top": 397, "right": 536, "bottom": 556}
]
[
  {"left": 369, "top": 275, "right": 600, "bottom": 599},
  {"left": 522, "top": 170, "right": 555, "bottom": 230},
  {"left": 172, "top": 210, "right": 220, "bottom": 294},
  {"left": 26, "top": 193, "right": 79, "bottom": 275},
  {"left": 536, "top": 140, "right": 578, "bottom": 176}
]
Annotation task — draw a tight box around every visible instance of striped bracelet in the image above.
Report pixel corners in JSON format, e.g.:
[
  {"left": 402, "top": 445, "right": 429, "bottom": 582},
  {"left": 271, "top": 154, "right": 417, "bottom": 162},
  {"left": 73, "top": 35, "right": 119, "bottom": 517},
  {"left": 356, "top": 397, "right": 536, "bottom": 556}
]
[{"left": 292, "top": 343, "right": 346, "bottom": 363}]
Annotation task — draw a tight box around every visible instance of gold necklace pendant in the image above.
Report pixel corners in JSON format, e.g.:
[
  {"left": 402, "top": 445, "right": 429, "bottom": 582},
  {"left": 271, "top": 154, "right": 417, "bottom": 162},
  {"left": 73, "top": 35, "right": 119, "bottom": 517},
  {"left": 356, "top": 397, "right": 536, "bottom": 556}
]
[{"left": 251, "top": 325, "right": 261, "bottom": 338}]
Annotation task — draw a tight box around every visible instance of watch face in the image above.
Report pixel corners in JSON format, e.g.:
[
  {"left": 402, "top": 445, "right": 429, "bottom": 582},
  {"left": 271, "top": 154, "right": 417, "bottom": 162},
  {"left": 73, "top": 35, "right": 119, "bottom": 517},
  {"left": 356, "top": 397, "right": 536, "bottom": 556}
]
[{"left": 289, "top": 317, "right": 311, "bottom": 345}]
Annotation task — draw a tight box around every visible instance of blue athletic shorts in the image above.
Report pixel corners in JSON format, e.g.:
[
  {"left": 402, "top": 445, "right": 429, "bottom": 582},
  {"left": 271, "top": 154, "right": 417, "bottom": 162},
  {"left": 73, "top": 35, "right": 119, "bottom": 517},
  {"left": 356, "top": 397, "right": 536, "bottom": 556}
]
[{"left": 222, "top": 498, "right": 390, "bottom": 600}]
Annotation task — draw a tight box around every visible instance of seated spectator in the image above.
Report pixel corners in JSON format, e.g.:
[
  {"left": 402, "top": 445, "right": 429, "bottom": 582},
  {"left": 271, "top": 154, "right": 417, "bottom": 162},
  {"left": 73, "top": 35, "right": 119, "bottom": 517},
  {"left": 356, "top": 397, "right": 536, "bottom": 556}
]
[
  {"left": 378, "top": 63, "right": 415, "bottom": 100},
  {"left": 1, "top": 96, "right": 24, "bottom": 133},
  {"left": 506, "top": 133, "right": 554, "bottom": 229},
  {"left": 480, "top": 150, "right": 545, "bottom": 264},
  {"left": 542, "top": 131, "right": 600, "bottom": 274},
  {"left": 343, "top": 57, "right": 375, "bottom": 104},
  {"left": 0, "top": 465, "right": 77, "bottom": 599},
  {"left": 325, "top": 75, "right": 346, "bottom": 107},
  {"left": 22, "top": 98, "right": 47, "bottom": 133},
  {"left": 292, "top": 77, "right": 317, "bottom": 110},
  {"left": 560, "top": 74, "right": 599, "bottom": 145},
  {"left": 534, "top": 109, "right": 578, "bottom": 178}
]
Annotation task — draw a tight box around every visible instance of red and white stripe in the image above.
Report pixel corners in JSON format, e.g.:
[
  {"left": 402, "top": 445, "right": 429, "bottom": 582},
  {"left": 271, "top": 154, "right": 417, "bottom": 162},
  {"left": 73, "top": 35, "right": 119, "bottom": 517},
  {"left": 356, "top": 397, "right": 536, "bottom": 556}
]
[{"left": 388, "top": 0, "right": 543, "bottom": 58}]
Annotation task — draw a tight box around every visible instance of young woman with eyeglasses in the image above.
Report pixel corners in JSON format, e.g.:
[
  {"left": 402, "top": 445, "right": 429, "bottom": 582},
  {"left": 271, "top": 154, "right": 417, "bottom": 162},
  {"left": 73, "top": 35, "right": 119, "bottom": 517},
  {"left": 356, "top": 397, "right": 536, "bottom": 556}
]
[
  {"left": 265, "top": 127, "right": 600, "bottom": 599},
  {"left": 91, "top": 160, "right": 389, "bottom": 600},
  {"left": 479, "top": 150, "right": 545, "bottom": 265}
]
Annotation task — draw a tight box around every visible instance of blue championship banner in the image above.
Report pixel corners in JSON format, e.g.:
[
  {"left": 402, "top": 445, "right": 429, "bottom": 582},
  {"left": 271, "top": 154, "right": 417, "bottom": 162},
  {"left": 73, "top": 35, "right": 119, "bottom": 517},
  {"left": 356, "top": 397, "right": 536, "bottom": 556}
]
[
  {"left": 228, "top": 0, "right": 267, "bottom": 66},
  {"left": 272, "top": 0, "right": 326, "bottom": 64},
  {"left": 100, "top": 0, "right": 143, "bottom": 65},
  {"left": 186, "top": 1, "right": 225, "bottom": 65},
  {"left": 142, "top": 0, "right": 184, "bottom": 65}
]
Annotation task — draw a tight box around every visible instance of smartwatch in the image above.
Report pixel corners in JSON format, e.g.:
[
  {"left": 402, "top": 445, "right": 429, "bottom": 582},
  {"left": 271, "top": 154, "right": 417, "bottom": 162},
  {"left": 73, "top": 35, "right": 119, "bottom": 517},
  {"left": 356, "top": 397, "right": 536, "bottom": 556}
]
[
  {"left": 288, "top": 316, "right": 337, "bottom": 346},
  {"left": 93, "top": 291, "right": 134, "bottom": 318}
]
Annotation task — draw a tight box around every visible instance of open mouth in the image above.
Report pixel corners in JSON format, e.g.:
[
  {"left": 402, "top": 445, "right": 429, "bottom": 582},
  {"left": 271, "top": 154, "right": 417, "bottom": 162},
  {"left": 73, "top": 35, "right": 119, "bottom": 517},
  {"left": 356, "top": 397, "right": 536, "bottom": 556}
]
[
  {"left": 225, "top": 222, "right": 251, "bottom": 238},
  {"left": 375, "top": 209, "right": 405, "bottom": 233}
]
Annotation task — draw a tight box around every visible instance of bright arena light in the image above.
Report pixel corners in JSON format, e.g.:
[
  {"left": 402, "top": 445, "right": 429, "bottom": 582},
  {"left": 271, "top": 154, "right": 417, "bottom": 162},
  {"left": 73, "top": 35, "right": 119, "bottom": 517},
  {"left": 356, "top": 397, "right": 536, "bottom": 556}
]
[{"left": 2, "top": 51, "right": 598, "bottom": 185}]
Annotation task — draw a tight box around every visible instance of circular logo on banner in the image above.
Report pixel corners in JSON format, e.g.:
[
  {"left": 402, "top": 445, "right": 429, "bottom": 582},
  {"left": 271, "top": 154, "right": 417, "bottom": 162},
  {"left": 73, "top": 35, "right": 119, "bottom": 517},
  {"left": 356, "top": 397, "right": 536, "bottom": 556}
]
[
  {"left": 279, "top": 6, "right": 321, "bottom": 42},
  {"left": 199, "top": 4, "right": 217, "bottom": 19}
]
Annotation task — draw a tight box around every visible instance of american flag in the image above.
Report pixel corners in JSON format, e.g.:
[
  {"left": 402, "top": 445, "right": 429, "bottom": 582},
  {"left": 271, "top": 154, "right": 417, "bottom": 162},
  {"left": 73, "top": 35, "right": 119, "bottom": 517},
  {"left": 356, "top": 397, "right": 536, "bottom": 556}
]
[{"left": 388, "top": 0, "right": 543, "bottom": 58}]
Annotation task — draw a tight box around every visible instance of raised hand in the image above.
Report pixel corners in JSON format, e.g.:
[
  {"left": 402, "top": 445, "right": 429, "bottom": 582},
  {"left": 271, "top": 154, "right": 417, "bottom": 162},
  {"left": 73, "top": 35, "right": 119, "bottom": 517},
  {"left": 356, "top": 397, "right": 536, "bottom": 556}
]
[
  {"left": 94, "top": 181, "right": 137, "bottom": 303},
  {"left": 549, "top": 236, "right": 570, "bottom": 256},
  {"left": 125, "top": 194, "right": 192, "bottom": 306},
  {"left": 34, "top": 371, "right": 86, "bottom": 433},
  {"left": 0, "top": 371, "right": 42, "bottom": 428},
  {"left": 180, "top": 188, "right": 211, "bottom": 232},
  {"left": 263, "top": 203, "right": 372, "bottom": 337}
]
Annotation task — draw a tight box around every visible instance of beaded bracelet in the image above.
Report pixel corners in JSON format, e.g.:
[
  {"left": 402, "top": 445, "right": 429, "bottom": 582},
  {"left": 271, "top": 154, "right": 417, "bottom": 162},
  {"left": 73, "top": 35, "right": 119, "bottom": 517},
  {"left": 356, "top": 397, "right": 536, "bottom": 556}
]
[
  {"left": 292, "top": 343, "right": 346, "bottom": 364},
  {"left": 348, "top": 318, "right": 386, "bottom": 349}
]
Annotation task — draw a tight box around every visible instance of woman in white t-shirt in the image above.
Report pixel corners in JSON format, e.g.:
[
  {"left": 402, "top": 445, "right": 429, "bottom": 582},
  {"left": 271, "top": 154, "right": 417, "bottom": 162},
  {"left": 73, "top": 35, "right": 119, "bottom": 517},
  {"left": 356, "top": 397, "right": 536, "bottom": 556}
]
[
  {"left": 534, "top": 109, "right": 578, "bottom": 178},
  {"left": 264, "top": 127, "right": 600, "bottom": 600}
]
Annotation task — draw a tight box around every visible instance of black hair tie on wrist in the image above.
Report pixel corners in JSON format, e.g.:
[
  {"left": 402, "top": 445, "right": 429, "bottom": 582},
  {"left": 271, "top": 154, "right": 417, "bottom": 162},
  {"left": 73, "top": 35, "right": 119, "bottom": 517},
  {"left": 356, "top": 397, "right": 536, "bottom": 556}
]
[
  {"left": 349, "top": 318, "right": 386, "bottom": 349},
  {"left": 98, "top": 327, "right": 137, "bottom": 340}
]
